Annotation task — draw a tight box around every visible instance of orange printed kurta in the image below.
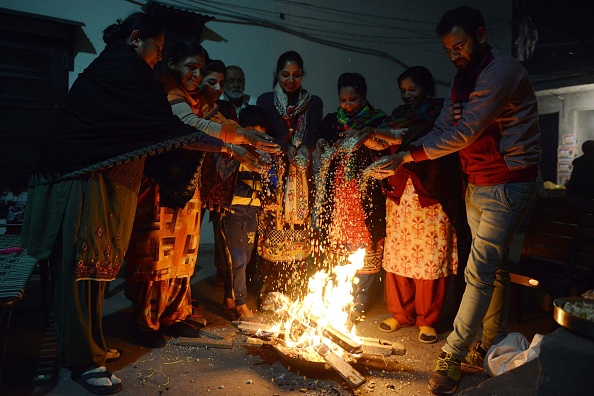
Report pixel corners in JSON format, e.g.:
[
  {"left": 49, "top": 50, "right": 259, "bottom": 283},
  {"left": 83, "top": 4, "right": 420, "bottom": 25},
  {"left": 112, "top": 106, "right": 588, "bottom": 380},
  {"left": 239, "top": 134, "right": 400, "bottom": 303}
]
[{"left": 383, "top": 178, "right": 458, "bottom": 280}]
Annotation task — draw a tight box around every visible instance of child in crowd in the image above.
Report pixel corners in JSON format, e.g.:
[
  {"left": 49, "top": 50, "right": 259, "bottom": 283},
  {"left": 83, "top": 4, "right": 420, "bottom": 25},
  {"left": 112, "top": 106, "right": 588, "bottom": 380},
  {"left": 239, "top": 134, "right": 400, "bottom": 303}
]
[{"left": 222, "top": 105, "right": 272, "bottom": 320}]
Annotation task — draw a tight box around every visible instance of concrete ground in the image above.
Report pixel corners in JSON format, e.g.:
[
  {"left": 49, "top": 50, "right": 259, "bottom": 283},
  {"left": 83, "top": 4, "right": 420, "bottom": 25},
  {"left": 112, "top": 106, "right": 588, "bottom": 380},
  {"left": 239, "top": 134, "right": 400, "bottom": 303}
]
[{"left": 2, "top": 237, "right": 551, "bottom": 396}]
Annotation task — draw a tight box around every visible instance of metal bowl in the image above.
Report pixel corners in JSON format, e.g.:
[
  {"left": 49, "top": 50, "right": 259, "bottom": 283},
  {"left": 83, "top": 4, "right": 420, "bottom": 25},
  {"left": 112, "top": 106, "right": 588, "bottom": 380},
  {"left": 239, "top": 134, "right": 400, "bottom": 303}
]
[{"left": 553, "top": 297, "right": 594, "bottom": 340}]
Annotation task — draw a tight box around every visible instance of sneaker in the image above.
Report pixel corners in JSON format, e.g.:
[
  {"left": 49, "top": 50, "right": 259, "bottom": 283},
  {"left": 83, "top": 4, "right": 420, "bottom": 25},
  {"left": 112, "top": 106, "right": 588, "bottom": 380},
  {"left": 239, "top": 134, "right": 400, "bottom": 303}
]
[
  {"left": 464, "top": 341, "right": 487, "bottom": 370},
  {"left": 428, "top": 351, "right": 461, "bottom": 395}
]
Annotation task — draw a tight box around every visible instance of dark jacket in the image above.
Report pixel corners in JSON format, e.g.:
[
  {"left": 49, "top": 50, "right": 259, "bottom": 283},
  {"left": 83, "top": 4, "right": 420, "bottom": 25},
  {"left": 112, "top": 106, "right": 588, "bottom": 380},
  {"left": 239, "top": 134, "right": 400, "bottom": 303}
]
[{"left": 33, "top": 42, "right": 222, "bottom": 183}]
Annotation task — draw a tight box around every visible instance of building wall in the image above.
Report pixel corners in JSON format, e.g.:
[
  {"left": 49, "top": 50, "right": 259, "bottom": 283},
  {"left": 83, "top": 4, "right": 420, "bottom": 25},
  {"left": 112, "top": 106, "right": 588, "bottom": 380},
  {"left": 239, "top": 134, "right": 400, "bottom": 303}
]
[
  {"left": 0, "top": 0, "right": 513, "bottom": 111},
  {"left": 0, "top": 0, "right": 513, "bottom": 242},
  {"left": 536, "top": 84, "right": 594, "bottom": 185}
]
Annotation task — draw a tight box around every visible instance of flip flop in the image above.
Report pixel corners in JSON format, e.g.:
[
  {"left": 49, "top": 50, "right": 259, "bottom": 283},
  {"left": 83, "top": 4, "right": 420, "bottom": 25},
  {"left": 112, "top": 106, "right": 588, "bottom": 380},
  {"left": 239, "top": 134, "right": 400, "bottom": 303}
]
[
  {"left": 72, "top": 366, "right": 123, "bottom": 395},
  {"left": 105, "top": 348, "right": 123, "bottom": 363},
  {"left": 418, "top": 326, "right": 438, "bottom": 344},
  {"left": 379, "top": 318, "right": 401, "bottom": 333}
]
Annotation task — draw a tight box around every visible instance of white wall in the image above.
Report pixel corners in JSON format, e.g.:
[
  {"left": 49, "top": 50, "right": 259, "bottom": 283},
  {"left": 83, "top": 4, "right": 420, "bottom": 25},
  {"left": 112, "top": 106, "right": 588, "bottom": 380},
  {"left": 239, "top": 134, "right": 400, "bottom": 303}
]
[
  {"left": 0, "top": 0, "right": 513, "bottom": 112},
  {"left": 537, "top": 84, "right": 594, "bottom": 184},
  {"left": 1, "top": 0, "right": 513, "bottom": 243}
]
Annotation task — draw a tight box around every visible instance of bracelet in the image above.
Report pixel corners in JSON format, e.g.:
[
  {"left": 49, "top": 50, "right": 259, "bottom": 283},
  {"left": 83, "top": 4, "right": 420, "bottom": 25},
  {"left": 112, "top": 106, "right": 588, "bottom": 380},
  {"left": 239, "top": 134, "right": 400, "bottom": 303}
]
[{"left": 229, "top": 143, "right": 233, "bottom": 158}]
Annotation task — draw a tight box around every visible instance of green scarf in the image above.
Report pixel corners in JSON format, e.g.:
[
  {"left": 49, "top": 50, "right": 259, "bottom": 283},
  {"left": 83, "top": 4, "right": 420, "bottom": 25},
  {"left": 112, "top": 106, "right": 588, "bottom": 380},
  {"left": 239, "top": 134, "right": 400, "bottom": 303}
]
[{"left": 336, "top": 103, "right": 386, "bottom": 131}]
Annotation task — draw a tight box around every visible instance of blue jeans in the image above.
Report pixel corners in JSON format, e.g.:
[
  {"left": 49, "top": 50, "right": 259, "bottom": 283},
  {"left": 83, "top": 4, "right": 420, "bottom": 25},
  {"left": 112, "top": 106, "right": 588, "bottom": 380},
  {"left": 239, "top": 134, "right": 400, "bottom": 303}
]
[
  {"left": 211, "top": 210, "right": 230, "bottom": 283},
  {"left": 353, "top": 273, "right": 377, "bottom": 313},
  {"left": 222, "top": 205, "right": 260, "bottom": 306},
  {"left": 444, "top": 181, "right": 537, "bottom": 360}
]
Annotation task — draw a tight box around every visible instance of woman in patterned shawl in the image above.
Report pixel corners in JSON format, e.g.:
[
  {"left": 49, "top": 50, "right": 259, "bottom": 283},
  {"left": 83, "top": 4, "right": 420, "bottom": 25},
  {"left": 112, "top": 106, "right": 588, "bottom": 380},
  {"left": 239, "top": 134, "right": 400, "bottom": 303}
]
[
  {"left": 256, "top": 51, "right": 323, "bottom": 299},
  {"left": 367, "top": 66, "right": 469, "bottom": 344},
  {"left": 315, "top": 72, "right": 387, "bottom": 321},
  {"left": 125, "top": 45, "right": 279, "bottom": 348},
  {"left": 19, "top": 14, "right": 263, "bottom": 395}
]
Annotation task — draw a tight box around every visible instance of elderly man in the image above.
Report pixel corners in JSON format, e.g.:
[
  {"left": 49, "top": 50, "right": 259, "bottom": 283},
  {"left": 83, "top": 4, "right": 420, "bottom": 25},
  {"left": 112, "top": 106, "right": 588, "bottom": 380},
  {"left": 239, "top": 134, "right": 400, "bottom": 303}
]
[{"left": 219, "top": 65, "right": 257, "bottom": 120}]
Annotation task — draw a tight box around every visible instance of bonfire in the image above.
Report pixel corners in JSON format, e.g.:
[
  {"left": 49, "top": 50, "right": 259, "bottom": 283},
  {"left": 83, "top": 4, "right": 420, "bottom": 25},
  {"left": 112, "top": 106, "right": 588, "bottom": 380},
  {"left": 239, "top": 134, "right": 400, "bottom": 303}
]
[
  {"left": 234, "top": 249, "right": 406, "bottom": 388},
  {"left": 234, "top": 133, "right": 406, "bottom": 388}
]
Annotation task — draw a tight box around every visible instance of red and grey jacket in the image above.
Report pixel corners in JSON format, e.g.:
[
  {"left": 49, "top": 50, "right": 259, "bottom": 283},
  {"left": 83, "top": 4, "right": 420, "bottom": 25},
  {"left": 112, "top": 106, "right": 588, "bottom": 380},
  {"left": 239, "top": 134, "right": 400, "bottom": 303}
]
[{"left": 409, "top": 47, "right": 541, "bottom": 186}]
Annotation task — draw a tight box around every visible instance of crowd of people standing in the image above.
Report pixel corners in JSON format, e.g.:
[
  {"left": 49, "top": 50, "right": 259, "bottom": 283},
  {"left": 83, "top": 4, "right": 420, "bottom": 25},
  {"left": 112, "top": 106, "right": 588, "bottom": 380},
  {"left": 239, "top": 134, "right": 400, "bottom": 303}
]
[{"left": 20, "top": 5, "right": 541, "bottom": 395}]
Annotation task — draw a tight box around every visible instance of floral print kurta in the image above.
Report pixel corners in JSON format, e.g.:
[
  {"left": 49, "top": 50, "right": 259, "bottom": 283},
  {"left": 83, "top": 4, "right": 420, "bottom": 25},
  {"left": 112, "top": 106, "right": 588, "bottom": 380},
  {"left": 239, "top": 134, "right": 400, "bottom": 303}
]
[{"left": 383, "top": 178, "right": 458, "bottom": 280}]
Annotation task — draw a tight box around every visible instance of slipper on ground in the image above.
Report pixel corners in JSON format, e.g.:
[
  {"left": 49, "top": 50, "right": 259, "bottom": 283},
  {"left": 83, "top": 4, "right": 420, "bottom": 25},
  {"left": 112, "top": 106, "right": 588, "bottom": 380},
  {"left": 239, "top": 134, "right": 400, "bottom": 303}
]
[
  {"left": 105, "top": 348, "right": 123, "bottom": 363},
  {"left": 418, "top": 326, "right": 438, "bottom": 344},
  {"left": 72, "top": 366, "right": 123, "bottom": 395},
  {"left": 379, "top": 318, "right": 401, "bottom": 333}
]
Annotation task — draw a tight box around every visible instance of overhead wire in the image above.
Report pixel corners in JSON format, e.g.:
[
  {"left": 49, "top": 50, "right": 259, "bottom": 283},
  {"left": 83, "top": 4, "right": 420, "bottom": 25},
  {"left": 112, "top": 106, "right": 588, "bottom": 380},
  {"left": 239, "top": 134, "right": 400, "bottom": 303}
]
[
  {"left": 268, "top": 0, "right": 439, "bottom": 26},
  {"left": 139, "top": 0, "right": 450, "bottom": 85},
  {"left": 171, "top": 1, "right": 440, "bottom": 44},
  {"left": 188, "top": 0, "right": 437, "bottom": 34},
  {"left": 169, "top": 0, "right": 411, "bottom": 68}
]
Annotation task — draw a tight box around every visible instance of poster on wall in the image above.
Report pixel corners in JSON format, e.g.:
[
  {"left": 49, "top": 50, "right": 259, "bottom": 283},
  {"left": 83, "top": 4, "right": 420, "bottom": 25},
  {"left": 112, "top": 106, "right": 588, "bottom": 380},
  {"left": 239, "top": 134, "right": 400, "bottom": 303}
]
[
  {"left": 558, "top": 144, "right": 577, "bottom": 159},
  {"left": 558, "top": 173, "right": 571, "bottom": 186},
  {"left": 557, "top": 158, "right": 573, "bottom": 173},
  {"left": 562, "top": 134, "right": 577, "bottom": 145}
]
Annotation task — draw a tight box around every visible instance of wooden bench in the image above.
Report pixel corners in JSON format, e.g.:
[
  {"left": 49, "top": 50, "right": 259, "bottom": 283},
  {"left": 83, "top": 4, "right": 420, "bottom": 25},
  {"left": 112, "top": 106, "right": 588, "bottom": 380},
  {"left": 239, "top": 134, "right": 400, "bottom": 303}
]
[{"left": 510, "top": 197, "right": 594, "bottom": 322}]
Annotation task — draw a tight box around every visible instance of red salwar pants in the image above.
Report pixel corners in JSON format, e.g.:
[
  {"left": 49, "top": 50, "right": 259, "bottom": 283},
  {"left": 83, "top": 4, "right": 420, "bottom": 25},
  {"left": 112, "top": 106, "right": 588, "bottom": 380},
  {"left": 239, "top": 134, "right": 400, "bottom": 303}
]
[{"left": 385, "top": 272, "right": 450, "bottom": 327}]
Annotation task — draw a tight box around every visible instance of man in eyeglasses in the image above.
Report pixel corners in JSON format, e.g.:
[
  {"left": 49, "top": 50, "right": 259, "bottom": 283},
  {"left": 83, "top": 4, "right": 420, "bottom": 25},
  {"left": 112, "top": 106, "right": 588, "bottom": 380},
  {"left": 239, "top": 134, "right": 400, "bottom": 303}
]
[{"left": 365, "top": 6, "right": 541, "bottom": 395}]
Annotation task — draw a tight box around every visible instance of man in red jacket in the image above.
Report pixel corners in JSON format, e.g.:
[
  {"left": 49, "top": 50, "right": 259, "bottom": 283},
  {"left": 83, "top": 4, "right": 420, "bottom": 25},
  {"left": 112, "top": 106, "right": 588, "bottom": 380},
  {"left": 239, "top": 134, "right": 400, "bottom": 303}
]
[{"left": 367, "top": 6, "right": 541, "bottom": 395}]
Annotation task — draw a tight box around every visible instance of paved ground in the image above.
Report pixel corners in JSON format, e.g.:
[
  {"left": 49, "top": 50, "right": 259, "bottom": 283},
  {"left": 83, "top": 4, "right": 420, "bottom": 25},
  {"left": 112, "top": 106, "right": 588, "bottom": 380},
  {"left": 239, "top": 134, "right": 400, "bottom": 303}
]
[{"left": 2, "top": 239, "right": 550, "bottom": 396}]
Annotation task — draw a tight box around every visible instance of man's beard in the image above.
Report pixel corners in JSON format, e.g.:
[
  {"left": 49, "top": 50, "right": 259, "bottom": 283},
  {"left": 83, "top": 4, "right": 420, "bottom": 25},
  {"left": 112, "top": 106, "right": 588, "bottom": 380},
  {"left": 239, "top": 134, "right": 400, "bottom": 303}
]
[{"left": 226, "top": 90, "right": 243, "bottom": 100}]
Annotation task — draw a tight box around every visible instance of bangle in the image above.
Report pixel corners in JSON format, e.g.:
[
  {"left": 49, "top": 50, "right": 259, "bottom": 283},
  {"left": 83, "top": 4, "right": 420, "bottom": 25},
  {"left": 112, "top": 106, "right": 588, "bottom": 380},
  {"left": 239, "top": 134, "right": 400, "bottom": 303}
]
[{"left": 229, "top": 143, "right": 233, "bottom": 158}]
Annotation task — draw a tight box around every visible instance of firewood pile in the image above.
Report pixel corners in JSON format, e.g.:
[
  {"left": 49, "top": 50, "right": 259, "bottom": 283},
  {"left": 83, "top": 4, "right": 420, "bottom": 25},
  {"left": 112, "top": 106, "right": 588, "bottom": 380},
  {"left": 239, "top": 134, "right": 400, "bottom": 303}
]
[{"left": 233, "top": 292, "right": 406, "bottom": 388}]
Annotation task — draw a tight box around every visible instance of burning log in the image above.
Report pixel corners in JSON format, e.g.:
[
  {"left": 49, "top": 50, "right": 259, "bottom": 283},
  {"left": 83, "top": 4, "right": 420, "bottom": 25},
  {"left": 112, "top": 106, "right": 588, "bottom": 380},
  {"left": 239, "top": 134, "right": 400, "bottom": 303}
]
[
  {"left": 238, "top": 321, "right": 406, "bottom": 357},
  {"left": 359, "top": 336, "right": 406, "bottom": 356},
  {"left": 236, "top": 316, "right": 367, "bottom": 388},
  {"left": 232, "top": 320, "right": 277, "bottom": 335},
  {"left": 316, "top": 343, "right": 366, "bottom": 388},
  {"left": 234, "top": 250, "right": 407, "bottom": 389},
  {"left": 267, "top": 292, "right": 363, "bottom": 354},
  {"left": 322, "top": 324, "right": 363, "bottom": 355}
]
